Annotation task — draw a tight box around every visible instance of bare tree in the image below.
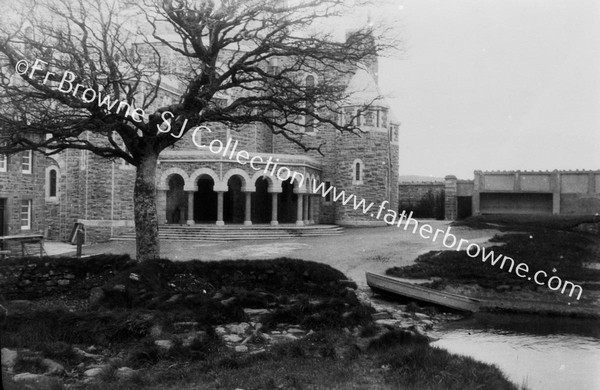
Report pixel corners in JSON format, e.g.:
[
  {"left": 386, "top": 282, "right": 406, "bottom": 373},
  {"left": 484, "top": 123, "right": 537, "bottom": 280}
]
[{"left": 0, "top": 0, "right": 393, "bottom": 261}]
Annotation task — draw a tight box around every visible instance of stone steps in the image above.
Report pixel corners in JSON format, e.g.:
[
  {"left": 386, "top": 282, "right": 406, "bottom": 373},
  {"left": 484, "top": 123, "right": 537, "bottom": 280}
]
[{"left": 111, "top": 224, "right": 344, "bottom": 241}]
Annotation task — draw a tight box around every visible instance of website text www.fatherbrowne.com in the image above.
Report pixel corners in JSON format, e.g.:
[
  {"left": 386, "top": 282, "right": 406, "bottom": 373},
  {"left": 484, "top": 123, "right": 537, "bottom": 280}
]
[{"left": 192, "top": 128, "right": 583, "bottom": 301}]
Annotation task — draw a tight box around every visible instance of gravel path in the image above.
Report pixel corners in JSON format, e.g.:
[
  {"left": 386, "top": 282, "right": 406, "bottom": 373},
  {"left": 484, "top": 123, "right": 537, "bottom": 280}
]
[{"left": 83, "top": 221, "right": 501, "bottom": 286}]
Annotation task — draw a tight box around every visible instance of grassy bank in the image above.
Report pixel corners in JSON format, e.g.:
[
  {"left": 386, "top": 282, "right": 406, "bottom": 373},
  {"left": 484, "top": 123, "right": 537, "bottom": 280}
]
[
  {"left": 387, "top": 215, "right": 600, "bottom": 303},
  {"left": 1, "top": 255, "right": 522, "bottom": 389}
]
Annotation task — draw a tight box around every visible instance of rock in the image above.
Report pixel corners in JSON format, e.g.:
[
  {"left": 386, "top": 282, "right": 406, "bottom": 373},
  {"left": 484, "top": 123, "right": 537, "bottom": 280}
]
[
  {"left": 375, "top": 319, "right": 401, "bottom": 327},
  {"left": 338, "top": 280, "right": 358, "bottom": 289},
  {"left": 173, "top": 321, "right": 199, "bottom": 332},
  {"left": 372, "top": 312, "right": 392, "bottom": 320},
  {"left": 84, "top": 368, "right": 104, "bottom": 377},
  {"left": 215, "top": 326, "right": 227, "bottom": 335},
  {"left": 227, "top": 322, "right": 251, "bottom": 335},
  {"left": 234, "top": 345, "right": 248, "bottom": 353},
  {"left": 223, "top": 334, "right": 242, "bottom": 343},
  {"left": 270, "top": 333, "right": 298, "bottom": 343},
  {"left": 57, "top": 279, "right": 70, "bottom": 286},
  {"left": 149, "top": 324, "right": 163, "bottom": 338},
  {"left": 166, "top": 294, "right": 181, "bottom": 303},
  {"left": 1, "top": 348, "right": 18, "bottom": 371},
  {"left": 113, "top": 284, "right": 126, "bottom": 292},
  {"left": 116, "top": 367, "right": 136, "bottom": 380},
  {"left": 431, "top": 277, "right": 443, "bottom": 282},
  {"left": 287, "top": 328, "right": 305, "bottom": 335},
  {"left": 243, "top": 308, "right": 270, "bottom": 316},
  {"left": 40, "top": 358, "right": 65, "bottom": 375},
  {"left": 154, "top": 340, "right": 174, "bottom": 351},
  {"left": 89, "top": 287, "right": 105, "bottom": 306},
  {"left": 414, "top": 313, "right": 429, "bottom": 320},
  {"left": 13, "top": 373, "right": 61, "bottom": 387},
  {"left": 220, "top": 297, "right": 237, "bottom": 307},
  {"left": 496, "top": 285, "right": 511, "bottom": 292}
]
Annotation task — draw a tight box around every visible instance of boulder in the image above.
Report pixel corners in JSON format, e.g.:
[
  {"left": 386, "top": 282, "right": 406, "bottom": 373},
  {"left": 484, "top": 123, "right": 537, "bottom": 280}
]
[
  {"left": 116, "top": 367, "right": 136, "bottom": 380},
  {"left": 40, "top": 358, "right": 65, "bottom": 375},
  {"left": 13, "top": 373, "right": 61, "bottom": 387},
  {"left": 1, "top": 348, "right": 18, "bottom": 371},
  {"left": 84, "top": 367, "right": 106, "bottom": 377},
  {"left": 154, "top": 339, "right": 174, "bottom": 351}
]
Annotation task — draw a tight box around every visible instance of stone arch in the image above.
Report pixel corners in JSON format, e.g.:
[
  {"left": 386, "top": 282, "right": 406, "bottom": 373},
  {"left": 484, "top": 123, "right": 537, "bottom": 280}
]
[
  {"left": 222, "top": 168, "right": 254, "bottom": 192},
  {"left": 251, "top": 171, "right": 282, "bottom": 193},
  {"left": 291, "top": 168, "right": 308, "bottom": 194},
  {"left": 188, "top": 168, "right": 220, "bottom": 191},
  {"left": 159, "top": 168, "right": 190, "bottom": 191}
]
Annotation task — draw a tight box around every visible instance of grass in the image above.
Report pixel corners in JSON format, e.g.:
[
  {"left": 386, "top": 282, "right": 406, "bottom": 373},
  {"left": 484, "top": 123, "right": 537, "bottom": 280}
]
[
  {"left": 64, "top": 330, "right": 521, "bottom": 390},
  {"left": 1, "top": 256, "right": 524, "bottom": 389},
  {"left": 387, "top": 215, "right": 600, "bottom": 291}
]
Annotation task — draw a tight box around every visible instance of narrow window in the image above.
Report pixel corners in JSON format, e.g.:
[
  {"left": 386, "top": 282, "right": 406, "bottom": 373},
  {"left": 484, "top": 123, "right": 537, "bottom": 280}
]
[
  {"left": 352, "top": 159, "right": 364, "bottom": 185},
  {"left": 22, "top": 150, "right": 32, "bottom": 174},
  {"left": 21, "top": 200, "right": 31, "bottom": 230},
  {"left": 0, "top": 154, "right": 7, "bottom": 172},
  {"left": 49, "top": 169, "right": 57, "bottom": 197}
]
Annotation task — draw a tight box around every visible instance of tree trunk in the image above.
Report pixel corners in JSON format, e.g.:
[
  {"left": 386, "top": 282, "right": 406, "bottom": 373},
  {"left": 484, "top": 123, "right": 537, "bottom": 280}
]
[{"left": 134, "top": 152, "right": 160, "bottom": 262}]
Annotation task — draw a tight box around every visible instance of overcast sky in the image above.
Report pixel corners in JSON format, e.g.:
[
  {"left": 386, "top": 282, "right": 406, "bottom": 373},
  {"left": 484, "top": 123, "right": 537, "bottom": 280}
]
[{"left": 357, "top": 0, "right": 600, "bottom": 179}]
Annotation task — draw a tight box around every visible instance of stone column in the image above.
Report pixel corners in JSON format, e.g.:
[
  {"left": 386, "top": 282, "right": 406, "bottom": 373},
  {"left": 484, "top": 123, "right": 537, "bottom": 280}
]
[
  {"left": 186, "top": 191, "right": 195, "bottom": 225},
  {"left": 303, "top": 195, "right": 310, "bottom": 225},
  {"left": 309, "top": 196, "right": 317, "bottom": 224},
  {"left": 296, "top": 193, "right": 304, "bottom": 226},
  {"left": 244, "top": 192, "right": 252, "bottom": 226},
  {"left": 551, "top": 171, "right": 561, "bottom": 215},
  {"left": 472, "top": 171, "right": 481, "bottom": 216},
  {"left": 216, "top": 191, "right": 225, "bottom": 226},
  {"left": 444, "top": 175, "right": 458, "bottom": 220},
  {"left": 270, "top": 193, "right": 278, "bottom": 226}
]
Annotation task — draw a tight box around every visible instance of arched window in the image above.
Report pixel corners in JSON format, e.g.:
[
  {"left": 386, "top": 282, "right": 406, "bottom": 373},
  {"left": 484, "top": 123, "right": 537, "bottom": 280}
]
[
  {"left": 305, "top": 75, "right": 316, "bottom": 133},
  {"left": 46, "top": 166, "right": 59, "bottom": 201},
  {"left": 49, "top": 169, "right": 57, "bottom": 197},
  {"left": 352, "top": 159, "right": 364, "bottom": 185}
]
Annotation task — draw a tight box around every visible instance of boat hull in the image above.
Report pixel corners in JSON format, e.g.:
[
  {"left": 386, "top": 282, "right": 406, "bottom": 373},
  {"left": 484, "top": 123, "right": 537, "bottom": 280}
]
[{"left": 366, "top": 272, "right": 480, "bottom": 313}]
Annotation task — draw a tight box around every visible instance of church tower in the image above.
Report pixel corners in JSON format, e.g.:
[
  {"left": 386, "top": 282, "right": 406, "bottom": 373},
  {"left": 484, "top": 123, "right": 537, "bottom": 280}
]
[{"left": 330, "top": 56, "right": 400, "bottom": 225}]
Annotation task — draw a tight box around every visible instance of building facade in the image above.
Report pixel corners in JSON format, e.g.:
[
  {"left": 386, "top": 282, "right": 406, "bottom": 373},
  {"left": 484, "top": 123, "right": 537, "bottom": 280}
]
[
  {"left": 444, "top": 170, "right": 600, "bottom": 220},
  {"left": 1, "top": 58, "right": 400, "bottom": 243}
]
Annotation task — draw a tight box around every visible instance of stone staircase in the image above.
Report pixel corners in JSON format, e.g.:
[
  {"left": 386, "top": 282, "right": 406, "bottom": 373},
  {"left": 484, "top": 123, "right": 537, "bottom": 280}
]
[{"left": 111, "top": 224, "right": 344, "bottom": 241}]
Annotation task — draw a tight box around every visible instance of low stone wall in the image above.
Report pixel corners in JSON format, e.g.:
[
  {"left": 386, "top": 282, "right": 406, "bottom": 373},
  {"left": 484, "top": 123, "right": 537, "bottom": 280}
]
[{"left": 0, "top": 255, "right": 134, "bottom": 299}]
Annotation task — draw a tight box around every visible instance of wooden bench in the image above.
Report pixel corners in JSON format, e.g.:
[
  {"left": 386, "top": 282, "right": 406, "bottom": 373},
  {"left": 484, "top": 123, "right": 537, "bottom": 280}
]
[{"left": 0, "top": 234, "right": 46, "bottom": 258}]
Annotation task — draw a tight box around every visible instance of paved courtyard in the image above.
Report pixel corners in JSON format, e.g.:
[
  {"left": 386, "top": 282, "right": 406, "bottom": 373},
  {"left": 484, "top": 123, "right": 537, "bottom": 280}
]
[{"left": 79, "top": 220, "right": 499, "bottom": 286}]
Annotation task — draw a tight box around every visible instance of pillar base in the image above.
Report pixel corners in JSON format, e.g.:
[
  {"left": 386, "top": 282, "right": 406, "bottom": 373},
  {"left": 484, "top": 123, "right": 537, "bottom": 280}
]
[
  {"left": 216, "top": 221, "right": 225, "bottom": 226},
  {"left": 270, "top": 220, "right": 279, "bottom": 226},
  {"left": 243, "top": 221, "right": 252, "bottom": 226},
  {"left": 186, "top": 220, "right": 195, "bottom": 226},
  {"left": 295, "top": 221, "right": 304, "bottom": 226},
  {"left": 303, "top": 220, "right": 310, "bottom": 225}
]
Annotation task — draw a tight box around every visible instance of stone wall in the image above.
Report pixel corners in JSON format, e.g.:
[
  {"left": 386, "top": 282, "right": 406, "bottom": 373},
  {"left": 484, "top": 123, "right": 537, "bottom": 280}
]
[
  {"left": 0, "top": 255, "right": 133, "bottom": 299},
  {"left": 0, "top": 150, "right": 59, "bottom": 237},
  {"left": 444, "top": 170, "right": 600, "bottom": 219},
  {"left": 398, "top": 182, "right": 444, "bottom": 206}
]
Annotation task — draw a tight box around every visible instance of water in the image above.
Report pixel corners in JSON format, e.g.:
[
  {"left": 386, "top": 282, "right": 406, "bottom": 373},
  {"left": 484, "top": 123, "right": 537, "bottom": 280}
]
[{"left": 431, "top": 313, "right": 600, "bottom": 390}]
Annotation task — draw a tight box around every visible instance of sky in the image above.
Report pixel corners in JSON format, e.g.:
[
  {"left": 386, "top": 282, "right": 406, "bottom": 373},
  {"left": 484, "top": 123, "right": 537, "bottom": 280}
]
[{"left": 349, "top": 0, "right": 600, "bottom": 178}]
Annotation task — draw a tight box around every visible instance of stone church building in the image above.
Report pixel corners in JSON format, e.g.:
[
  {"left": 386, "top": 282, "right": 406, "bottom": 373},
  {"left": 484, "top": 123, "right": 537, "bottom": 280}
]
[{"left": 0, "top": 41, "right": 400, "bottom": 243}]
